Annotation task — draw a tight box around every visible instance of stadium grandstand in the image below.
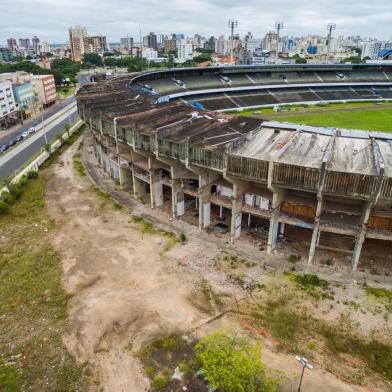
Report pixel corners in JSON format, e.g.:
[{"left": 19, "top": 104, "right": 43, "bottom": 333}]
[{"left": 77, "top": 64, "right": 392, "bottom": 271}]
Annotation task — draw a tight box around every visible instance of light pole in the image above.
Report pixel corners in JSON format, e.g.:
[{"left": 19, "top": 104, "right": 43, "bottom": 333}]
[
  {"left": 296, "top": 356, "right": 313, "bottom": 392},
  {"left": 228, "top": 19, "right": 238, "bottom": 65},
  {"left": 41, "top": 109, "right": 48, "bottom": 145},
  {"left": 275, "top": 21, "right": 284, "bottom": 62},
  {"left": 326, "top": 23, "right": 336, "bottom": 63}
]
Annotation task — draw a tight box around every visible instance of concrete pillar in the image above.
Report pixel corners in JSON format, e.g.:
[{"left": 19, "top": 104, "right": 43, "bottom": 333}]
[
  {"left": 267, "top": 188, "right": 286, "bottom": 254},
  {"left": 351, "top": 201, "right": 372, "bottom": 271},
  {"left": 195, "top": 170, "right": 219, "bottom": 230},
  {"left": 171, "top": 179, "right": 185, "bottom": 219},
  {"left": 247, "top": 214, "right": 251, "bottom": 227},
  {"left": 223, "top": 175, "right": 248, "bottom": 244},
  {"left": 150, "top": 169, "right": 163, "bottom": 208},
  {"left": 219, "top": 206, "right": 223, "bottom": 218},
  {"left": 230, "top": 183, "right": 246, "bottom": 243},
  {"left": 119, "top": 167, "right": 132, "bottom": 190},
  {"left": 133, "top": 175, "right": 147, "bottom": 201},
  {"left": 198, "top": 186, "right": 211, "bottom": 229},
  {"left": 308, "top": 197, "right": 323, "bottom": 264},
  {"left": 279, "top": 222, "right": 285, "bottom": 235}
]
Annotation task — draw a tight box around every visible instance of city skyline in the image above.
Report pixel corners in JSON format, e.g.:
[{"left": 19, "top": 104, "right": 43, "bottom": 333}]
[{"left": 1, "top": 0, "right": 391, "bottom": 43}]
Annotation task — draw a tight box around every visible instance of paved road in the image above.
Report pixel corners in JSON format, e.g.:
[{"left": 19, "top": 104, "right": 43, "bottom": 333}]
[
  {"left": 0, "top": 73, "right": 91, "bottom": 182},
  {"left": 0, "top": 110, "right": 78, "bottom": 182},
  {"left": 0, "top": 74, "right": 90, "bottom": 146},
  {"left": 0, "top": 96, "right": 76, "bottom": 146}
]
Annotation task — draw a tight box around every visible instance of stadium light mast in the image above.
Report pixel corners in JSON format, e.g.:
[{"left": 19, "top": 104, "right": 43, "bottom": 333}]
[
  {"left": 326, "top": 23, "right": 336, "bottom": 63},
  {"left": 228, "top": 19, "right": 238, "bottom": 65},
  {"left": 275, "top": 21, "right": 284, "bottom": 61}
]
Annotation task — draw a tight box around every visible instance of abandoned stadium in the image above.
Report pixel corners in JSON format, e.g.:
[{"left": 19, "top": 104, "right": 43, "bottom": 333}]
[{"left": 76, "top": 63, "right": 392, "bottom": 272}]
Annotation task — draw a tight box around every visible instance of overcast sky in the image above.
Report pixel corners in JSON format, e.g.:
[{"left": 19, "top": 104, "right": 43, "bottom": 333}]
[{"left": 1, "top": 0, "right": 391, "bottom": 44}]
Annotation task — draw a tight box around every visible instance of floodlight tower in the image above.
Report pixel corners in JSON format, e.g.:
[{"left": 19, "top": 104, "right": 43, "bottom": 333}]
[
  {"left": 326, "top": 23, "right": 336, "bottom": 63},
  {"left": 228, "top": 19, "right": 238, "bottom": 65},
  {"left": 275, "top": 21, "right": 284, "bottom": 61}
]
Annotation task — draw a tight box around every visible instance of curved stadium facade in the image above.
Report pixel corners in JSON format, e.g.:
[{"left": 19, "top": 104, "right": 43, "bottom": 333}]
[{"left": 77, "top": 64, "right": 392, "bottom": 271}]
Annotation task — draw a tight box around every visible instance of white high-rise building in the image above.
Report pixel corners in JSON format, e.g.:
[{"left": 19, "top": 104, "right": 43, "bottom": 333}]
[
  {"left": 0, "top": 80, "right": 17, "bottom": 123},
  {"left": 215, "top": 35, "right": 227, "bottom": 55},
  {"left": 177, "top": 40, "right": 193, "bottom": 62},
  {"left": 362, "top": 41, "right": 392, "bottom": 60}
]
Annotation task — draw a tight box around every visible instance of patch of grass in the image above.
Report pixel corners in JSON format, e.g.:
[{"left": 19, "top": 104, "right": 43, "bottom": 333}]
[
  {"left": 151, "top": 375, "right": 170, "bottom": 390},
  {"left": 0, "top": 174, "right": 85, "bottom": 390},
  {"left": 132, "top": 214, "right": 178, "bottom": 250},
  {"left": 288, "top": 254, "right": 301, "bottom": 263},
  {"left": 288, "top": 273, "right": 333, "bottom": 300},
  {"left": 364, "top": 287, "right": 392, "bottom": 300},
  {"left": 56, "top": 86, "right": 76, "bottom": 99},
  {"left": 250, "top": 299, "right": 392, "bottom": 382},
  {"left": 0, "top": 360, "right": 19, "bottom": 391},
  {"left": 152, "top": 336, "right": 177, "bottom": 351},
  {"left": 136, "top": 334, "right": 198, "bottom": 389},
  {"left": 267, "top": 108, "right": 392, "bottom": 132},
  {"left": 73, "top": 152, "right": 86, "bottom": 176}
]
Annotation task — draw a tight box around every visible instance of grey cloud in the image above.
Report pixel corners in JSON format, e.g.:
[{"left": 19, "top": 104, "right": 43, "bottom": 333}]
[{"left": 0, "top": 0, "right": 390, "bottom": 43}]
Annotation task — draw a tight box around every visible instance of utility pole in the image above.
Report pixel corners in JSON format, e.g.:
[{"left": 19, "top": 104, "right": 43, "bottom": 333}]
[
  {"left": 140, "top": 29, "right": 144, "bottom": 72},
  {"left": 326, "top": 23, "right": 336, "bottom": 63},
  {"left": 275, "top": 21, "right": 284, "bottom": 62},
  {"left": 41, "top": 110, "right": 47, "bottom": 145},
  {"left": 296, "top": 356, "right": 313, "bottom": 392},
  {"left": 228, "top": 19, "right": 238, "bottom": 65}
]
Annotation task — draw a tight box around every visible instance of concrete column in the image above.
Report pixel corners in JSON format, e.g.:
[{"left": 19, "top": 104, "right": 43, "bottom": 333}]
[
  {"left": 351, "top": 201, "right": 372, "bottom": 271},
  {"left": 308, "top": 197, "right": 323, "bottom": 264},
  {"left": 119, "top": 167, "right": 132, "bottom": 190},
  {"left": 223, "top": 175, "right": 248, "bottom": 244},
  {"left": 198, "top": 185, "right": 211, "bottom": 229},
  {"left": 194, "top": 170, "right": 219, "bottom": 230},
  {"left": 150, "top": 169, "right": 163, "bottom": 208},
  {"left": 267, "top": 188, "right": 286, "bottom": 254},
  {"left": 133, "top": 175, "right": 147, "bottom": 201},
  {"left": 171, "top": 179, "right": 185, "bottom": 219},
  {"left": 230, "top": 182, "right": 247, "bottom": 243}
]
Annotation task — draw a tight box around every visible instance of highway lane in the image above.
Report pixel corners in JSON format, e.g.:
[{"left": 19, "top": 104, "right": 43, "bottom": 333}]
[
  {"left": 0, "top": 111, "right": 78, "bottom": 182},
  {"left": 0, "top": 96, "right": 76, "bottom": 146}
]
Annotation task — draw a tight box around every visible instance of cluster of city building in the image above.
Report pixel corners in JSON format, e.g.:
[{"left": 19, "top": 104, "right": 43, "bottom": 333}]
[
  {"left": 0, "top": 72, "right": 56, "bottom": 128},
  {"left": 2, "top": 23, "right": 392, "bottom": 68}
]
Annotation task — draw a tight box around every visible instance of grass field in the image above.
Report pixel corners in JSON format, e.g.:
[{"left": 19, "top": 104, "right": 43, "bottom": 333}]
[
  {"left": 269, "top": 108, "right": 392, "bottom": 132},
  {"left": 0, "top": 131, "right": 87, "bottom": 391},
  {"left": 231, "top": 102, "right": 392, "bottom": 132},
  {"left": 56, "top": 86, "right": 76, "bottom": 99}
]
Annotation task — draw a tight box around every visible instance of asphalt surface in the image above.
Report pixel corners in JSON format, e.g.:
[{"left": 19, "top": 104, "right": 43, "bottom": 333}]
[
  {"left": 0, "top": 74, "right": 91, "bottom": 182},
  {"left": 0, "top": 111, "right": 78, "bottom": 182}
]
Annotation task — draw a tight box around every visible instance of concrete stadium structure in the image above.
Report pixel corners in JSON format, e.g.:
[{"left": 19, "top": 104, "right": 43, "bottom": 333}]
[{"left": 77, "top": 64, "right": 392, "bottom": 271}]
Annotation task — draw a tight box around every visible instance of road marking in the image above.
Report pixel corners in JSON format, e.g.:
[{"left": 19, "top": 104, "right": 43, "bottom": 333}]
[{"left": 245, "top": 73, "right": 256, "bottom": 84}]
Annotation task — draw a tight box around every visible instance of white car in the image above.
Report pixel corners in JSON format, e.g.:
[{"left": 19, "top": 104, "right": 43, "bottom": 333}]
[
  {"left": 28, "top": 126, "right": 36, "bottom": 134},
  {"left": 21, "top": 131, "right": 29, "bottom": 138}
]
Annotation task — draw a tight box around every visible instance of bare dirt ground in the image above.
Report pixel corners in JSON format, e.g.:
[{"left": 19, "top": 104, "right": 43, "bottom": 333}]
[{"left": 44, "top": 136, "right": 386, "bottom": 391}]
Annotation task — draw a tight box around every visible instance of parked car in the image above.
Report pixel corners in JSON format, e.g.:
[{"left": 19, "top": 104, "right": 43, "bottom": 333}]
[
  {"left": 0, "top": 144, "right": 7, "bottom": 153},
  {"left": 28, "top": 126, "right": 36, "bottom": 133},
  {"left": 8, "top": 140, "right": 15, "bottom": 147},
  {"left": 21, "top": 131, "right": 29, "bottom": 138},
  {"left": 15, "top": 135, "right": 23, "bottom": 143}
]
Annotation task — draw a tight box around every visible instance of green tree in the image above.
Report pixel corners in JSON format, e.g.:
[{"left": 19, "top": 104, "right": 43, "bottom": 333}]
[
  {"left": 291, "top": 54, "right": 307, "bottom": 64},
  {"left": 195, "top": 331, "right": 279, "bottom": 392},
  {"left": 83, "top": 53, "right": 103, "bottom": 66},
  {"left": 340, "top": 56, "right": 361, "bottom": 64}
]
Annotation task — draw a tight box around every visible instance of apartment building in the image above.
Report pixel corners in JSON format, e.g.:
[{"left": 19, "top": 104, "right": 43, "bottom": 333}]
[
  {"left": 0, "top": 80, "right": 17, "bottom": 128},
  {"left": 69, "top": 25, "right": 90, "bottom": 62},
  {"left": 32, "top": 75, "right": 56, "bottom": 107}
]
